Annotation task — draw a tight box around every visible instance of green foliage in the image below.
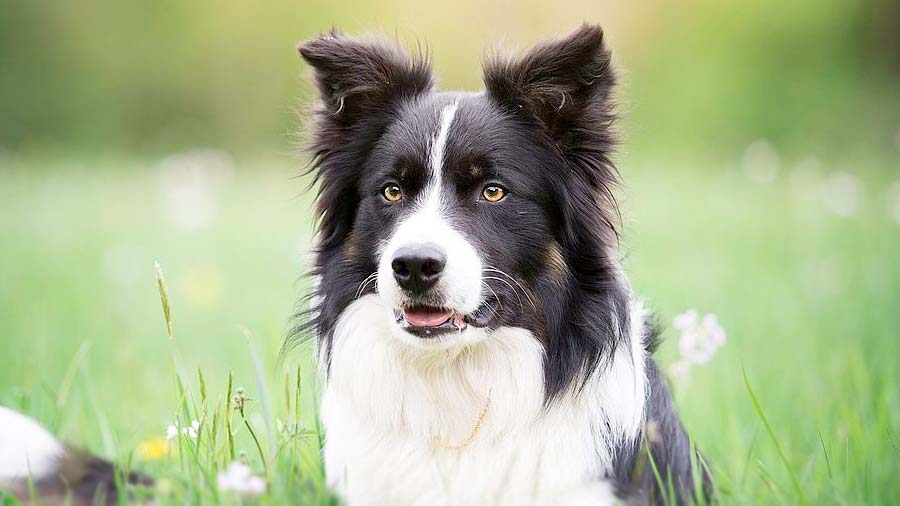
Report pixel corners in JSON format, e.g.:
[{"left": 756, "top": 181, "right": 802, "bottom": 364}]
[{"left": 0, "top": 492, "right": 21, "bottom": 506}]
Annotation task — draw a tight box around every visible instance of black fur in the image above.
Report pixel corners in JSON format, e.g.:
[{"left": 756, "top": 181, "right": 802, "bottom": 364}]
[
  {"left": 612, "top": 326, "right": 711, "bottom": 504},
  {"left": 291, "top": 25, "right": 704, "bottom": 505}
]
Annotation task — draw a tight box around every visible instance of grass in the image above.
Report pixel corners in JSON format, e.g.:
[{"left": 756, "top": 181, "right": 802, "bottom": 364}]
[{"left": 0, "top": 153, "right": 898, "bottom": 504}]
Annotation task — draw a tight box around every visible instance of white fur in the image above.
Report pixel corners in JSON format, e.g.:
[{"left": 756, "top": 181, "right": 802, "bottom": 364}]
[
  {"left": 377, "top": 101, "right": 485, "bottom": 329},
  {"left": 429, "top": 101, "right": 458, "bottom": 185},
  {"left": 0, "top": 406, "right": 63, "bottom": 483},
  {"left": 319, "top": 294, "right": 648, "bottom": 506}
]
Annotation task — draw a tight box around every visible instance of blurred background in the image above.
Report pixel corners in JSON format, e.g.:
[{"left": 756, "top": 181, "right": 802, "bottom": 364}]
[
  {"left": 1, "top": 0, "right": 898, "bottom": 504},
  {"left": 2, "top": 0, "right": 899, "bottom": 159}
]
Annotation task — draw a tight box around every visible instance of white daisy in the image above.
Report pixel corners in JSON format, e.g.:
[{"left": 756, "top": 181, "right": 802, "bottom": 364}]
[
  {"left": 217, "top": 461, "right": 266, "bottom": 496},
  {"left": 672, "top": 309, "right": 727, "bottom": 370},
  {"left": 166, "top": 419, "right": 200, "bottom": 440}
]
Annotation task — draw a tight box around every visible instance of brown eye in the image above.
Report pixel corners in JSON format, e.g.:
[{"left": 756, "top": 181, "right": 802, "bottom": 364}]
[
  {"left": 382, "top": 184, "right": 402, "bottom": 203},
  {"left": 482, "top": 184, "right": 507, "bottom": 203}
]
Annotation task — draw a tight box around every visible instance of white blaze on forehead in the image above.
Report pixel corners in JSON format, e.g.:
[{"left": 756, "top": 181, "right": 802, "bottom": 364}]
[
  {"left": 378, "top": 100, "right": 484, "bottom": 316},
  {"left": 422, "top": 101, "right": 459, "bottom": 211},
  {"left": 430, "top": 102, "right": 459, "bottom": 179}
]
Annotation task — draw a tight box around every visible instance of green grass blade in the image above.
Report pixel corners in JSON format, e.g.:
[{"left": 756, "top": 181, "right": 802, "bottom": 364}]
[
  {"left": 740, "top": 423, "right": 761, "bottom": 492},
  {"left": 644, "top": 439, "right": 670, "bottom": 505},
  {"left": 56, "top": 340, "right": 93, "bottom": 410},
  {"left": 198, "top": 368, "right": 207, "bottom": 405},
  {"left": 241, "top": 326, "right": 276, "bottom": 463},
  {"left": 743, "top": 368, "right": 806, "bottom": 504},
  {"left": 154, "top": 261, "right": 173, "bottom": 339},
  {"left": 225, "top": 371, "right": 235, "bottom": 462},
  {"left": 818, "top": 431, "right": 833, "bottom": 480}
]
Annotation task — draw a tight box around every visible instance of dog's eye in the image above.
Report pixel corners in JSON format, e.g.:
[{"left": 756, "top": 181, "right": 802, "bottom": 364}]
[
  {"left": 382, "top": 184, "right": 403, "bottom": 203},
  {"left": 482, "top": 184, "right": 507, "bottom": 203}
]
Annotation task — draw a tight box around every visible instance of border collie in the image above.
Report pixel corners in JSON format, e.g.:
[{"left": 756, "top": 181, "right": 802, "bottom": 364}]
[
  {"left": 0, "top": 24, "right": 704, "bottom": 506},
  {"left": 294, "top": 24, "right": 704, "bottom": 505}
]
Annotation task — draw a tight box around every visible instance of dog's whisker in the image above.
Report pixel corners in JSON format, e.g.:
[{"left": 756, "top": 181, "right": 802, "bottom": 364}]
[
  {"left": 355, "top": 272, "right": 378, "bottom": 299},
  {"left": 481, "top": 276, "right": 524, "bottom": 310},
  {"left": 483, "top": 266, "right": 537, "bottom": 310},
  {"left": 480, "top": 281, "right": 503, "bottom": 314},
  {"left": 483, "top": 267, "right": 536, "bottom": 309},
  {"left": 482, "top": 275, "right": 525, "bottom": 310}
]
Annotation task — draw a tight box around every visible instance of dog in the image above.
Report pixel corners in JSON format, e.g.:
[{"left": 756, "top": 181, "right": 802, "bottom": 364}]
[
  {"left": 0, "top": 24, "right": 704, "bottom": 506},
  {"left": 294, "top": 24, "right": 705, "bottom": 505}
]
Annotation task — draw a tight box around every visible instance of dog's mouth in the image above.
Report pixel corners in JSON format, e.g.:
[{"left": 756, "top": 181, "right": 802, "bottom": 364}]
[{"left": 393, "top": 299, "right": 497, "bottom": 338}]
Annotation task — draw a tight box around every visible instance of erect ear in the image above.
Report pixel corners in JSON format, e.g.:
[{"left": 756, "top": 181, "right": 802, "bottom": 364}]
[
  {"left": 298, "top": 30, "right": 433, "bottom": 125},
  {"left": 483, "top": 24, "right": 616, "bottom": 147}
]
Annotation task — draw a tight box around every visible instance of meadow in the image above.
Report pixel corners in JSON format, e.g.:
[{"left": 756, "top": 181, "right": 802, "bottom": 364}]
[{"left": 1, "top": 150, "right": 898, "bottom": 505}]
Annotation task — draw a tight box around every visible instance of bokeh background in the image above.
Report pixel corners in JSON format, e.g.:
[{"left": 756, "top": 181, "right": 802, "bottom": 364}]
[{"left": 1, "top": 0, "right": 898, "bottom": 504}]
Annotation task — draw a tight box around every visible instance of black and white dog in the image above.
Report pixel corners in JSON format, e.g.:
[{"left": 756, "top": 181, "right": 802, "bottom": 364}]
[
  {"left": 0, "top": 406, "right": 151, "bottom": 505},
  {"left": 0, "top": 25, "right": 703, "bottom": 506},
  {"left": 296, "top": 24, "right": 703, "bottom": 505}
]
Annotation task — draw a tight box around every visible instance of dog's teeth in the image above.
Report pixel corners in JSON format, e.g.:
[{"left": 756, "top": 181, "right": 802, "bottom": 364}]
[{"left": 452, "top": 314, "right": 466, "bottom": 331}]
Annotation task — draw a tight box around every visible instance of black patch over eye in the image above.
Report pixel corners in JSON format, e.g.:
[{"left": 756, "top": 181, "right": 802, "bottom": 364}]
[
  {"left": 382, "top": 184, "right": 403, "bottom": 203},
  {"left": 482, "top": 184, "right": 507, "bottom": 203}
]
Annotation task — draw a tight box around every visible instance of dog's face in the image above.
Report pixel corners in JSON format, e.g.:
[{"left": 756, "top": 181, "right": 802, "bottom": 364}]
[
  {"left": 298, "top": 25, "right": 629, "bottom": 398},
  {"left": 358, "top": 95, "right": 567, "bottom": 348}
]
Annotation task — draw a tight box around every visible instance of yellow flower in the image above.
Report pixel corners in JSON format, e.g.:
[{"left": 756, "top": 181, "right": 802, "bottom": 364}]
[{"left": 137, "top": 436, "right": 172, "bottom": 460}]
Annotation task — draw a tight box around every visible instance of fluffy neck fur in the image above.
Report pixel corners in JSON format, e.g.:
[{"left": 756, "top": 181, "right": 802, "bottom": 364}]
[{"left": 318, "top": 293, "right": 648, "bottom": 505}]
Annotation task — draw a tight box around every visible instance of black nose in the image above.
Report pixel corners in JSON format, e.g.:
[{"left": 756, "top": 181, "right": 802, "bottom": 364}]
[{"left": 391, "top": 244, "right": 447, "bottom": 293}]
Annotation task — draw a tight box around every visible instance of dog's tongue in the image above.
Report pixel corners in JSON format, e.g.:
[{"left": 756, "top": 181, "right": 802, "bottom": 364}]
[{"left": 403, "top": 308, "right": 452, "bottom": 327}]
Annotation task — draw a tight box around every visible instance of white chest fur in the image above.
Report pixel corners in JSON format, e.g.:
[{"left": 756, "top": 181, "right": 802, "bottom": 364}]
[{"left": 319, "top": 295, "right": 647, "bottom": 506}]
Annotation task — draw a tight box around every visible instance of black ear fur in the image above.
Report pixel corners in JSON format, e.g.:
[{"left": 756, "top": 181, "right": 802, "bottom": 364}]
[
  {"left": 483, "top": 24, "right": 616, "bottom": 148},
  {"left": 296, "top": 31, "right": 433, "bottom": 255},
  {"left": 485, "top": 26, "right": 627, "bottom": 403},
  {"left": 298, "top": 30, "right": 433, "bottom": 124},
  {"left": 485, "top": 24, "right": 620, "bottom": 251}
]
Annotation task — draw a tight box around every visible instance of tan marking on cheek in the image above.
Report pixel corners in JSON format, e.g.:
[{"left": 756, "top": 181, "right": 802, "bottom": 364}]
[
  {"left": 343, "top": 230, "right": 359, "bottom": 259},
  {"left": 545, "top": 241, "right": 567, "bottom": 278}
]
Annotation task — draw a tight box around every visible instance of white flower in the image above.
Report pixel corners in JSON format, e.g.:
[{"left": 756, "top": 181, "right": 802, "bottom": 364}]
[
  {"left": 673, "top": 309, "right": 727, "bottom": 367},
  {"left": 701, "top": 314, "right": 727, "bottom": 347},
  {"left": 679, "top": 333, "right": 717, "bottom": 364},
  {"left": 217, "top": 461, "right": 266, "bottom": 496},
  {"left": 166, "top": 419, "right": 200, "bottom": 440},
  {"left": 673, "top": 309, "right": 698, "bottom": 333},
  {"left": 184, "top": 419, "right": 200, "bottom": 439}
]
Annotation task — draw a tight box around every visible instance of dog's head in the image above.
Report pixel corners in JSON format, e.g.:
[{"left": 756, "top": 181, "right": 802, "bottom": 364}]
[{"left": 296, "top": 25, "right": 630, "bottom": 400}]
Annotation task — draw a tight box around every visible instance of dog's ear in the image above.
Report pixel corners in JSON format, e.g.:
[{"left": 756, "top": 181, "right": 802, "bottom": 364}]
[
  {"left": 483, "top": 24, "right": 615, "bottom": 147},
  {"left": 299, "top": 30, "right": 433, "bottom": 125}
]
